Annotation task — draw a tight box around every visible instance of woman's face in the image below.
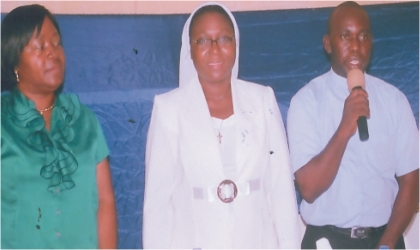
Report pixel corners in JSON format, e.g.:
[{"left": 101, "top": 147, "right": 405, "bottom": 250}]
[
  {"left": 15, "top": 17, "right": 65, "bottom": 94},
  {"left": 190, "top": 11, "right": 236, "bottom": 85}
]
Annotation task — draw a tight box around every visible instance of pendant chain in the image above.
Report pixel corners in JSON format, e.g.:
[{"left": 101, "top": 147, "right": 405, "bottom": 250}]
[
  {"left": 216, "top": 119, "right": 224, "bottom": 144},
  {"left": 37, "top": 104, "right": 54, "bottom": 115}
]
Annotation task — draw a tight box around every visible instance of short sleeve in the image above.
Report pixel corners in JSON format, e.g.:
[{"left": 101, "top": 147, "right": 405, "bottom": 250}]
[
  {"left": 93, "top": 115, "right": 110, "bottom": 164},
  {"left": 394, "top": 92, "right": 419, "bottom": 176},
  {"left": 287, "top": 87, "right": 320, "bottom": 174}
]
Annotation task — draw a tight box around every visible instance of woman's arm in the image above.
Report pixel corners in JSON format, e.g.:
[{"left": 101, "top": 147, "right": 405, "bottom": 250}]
[
  {"left": 97, "top": 158, "right": 118, "bottom": 249},
  {"left": 265, "top": 87, "right": 301, "bottom": 248},
  {"left": 142, "top": 95, "right": 177, "bottom": 248}
]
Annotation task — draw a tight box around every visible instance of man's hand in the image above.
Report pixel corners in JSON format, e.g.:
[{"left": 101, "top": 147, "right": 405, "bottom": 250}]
[{"left": 338, "top": 87, "right": 369, "bottom": 138}]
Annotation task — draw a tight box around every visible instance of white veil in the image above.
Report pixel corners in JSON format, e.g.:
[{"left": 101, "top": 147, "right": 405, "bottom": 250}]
[{"left": 179, "top": 2, "right": 240, "bottom": 88}]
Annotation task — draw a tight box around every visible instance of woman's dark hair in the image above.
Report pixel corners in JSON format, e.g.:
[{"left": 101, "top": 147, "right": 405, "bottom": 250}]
[
  {"left": 189, "top": 5, "right": 235, "bottom": 40},
  {"left": 1, "top": 4, "right": 61, "bottom": 91}
]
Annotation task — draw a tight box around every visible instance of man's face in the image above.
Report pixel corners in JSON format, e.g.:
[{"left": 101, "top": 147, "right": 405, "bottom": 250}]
[{"left": 323, "top": 7, "right": 373, "bottom": 78}]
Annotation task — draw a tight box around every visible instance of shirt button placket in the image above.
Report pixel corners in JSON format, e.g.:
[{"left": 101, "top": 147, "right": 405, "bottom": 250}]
[{"left": 54, "top": 188, "right": 61, "bottom": 241}]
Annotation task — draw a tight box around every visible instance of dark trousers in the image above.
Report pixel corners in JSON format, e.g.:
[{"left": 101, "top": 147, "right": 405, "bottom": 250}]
[{"left": 302, "top": 224, "right": 406, "bottom": 249}]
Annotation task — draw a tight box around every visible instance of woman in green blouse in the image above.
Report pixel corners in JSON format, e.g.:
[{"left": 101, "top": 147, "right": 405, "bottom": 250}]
[{"left": 1, "top": 4, "right": 117, "bottom": 248}]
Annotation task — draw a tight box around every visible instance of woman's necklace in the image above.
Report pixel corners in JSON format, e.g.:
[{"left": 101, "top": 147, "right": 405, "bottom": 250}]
[
  {"left": 216, "top": 119, "right": 224, "bottom": 144},
  {"left": 37, "top": 104, "right": 54, "bottom": 115}
]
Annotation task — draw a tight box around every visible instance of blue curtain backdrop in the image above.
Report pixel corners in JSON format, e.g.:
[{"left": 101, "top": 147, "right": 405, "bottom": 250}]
[{"left": 1, "top": 2, "right": 418, "bottom": 248}]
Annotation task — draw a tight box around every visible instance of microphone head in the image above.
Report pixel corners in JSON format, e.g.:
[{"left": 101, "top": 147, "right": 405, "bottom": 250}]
[{"left": 347, "top": 68, "right": 365, "bottom": 91}]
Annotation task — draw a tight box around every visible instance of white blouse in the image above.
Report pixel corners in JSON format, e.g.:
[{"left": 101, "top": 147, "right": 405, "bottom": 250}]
[{"left": 212, "top": 115, "right": 236, "bottom": 180}]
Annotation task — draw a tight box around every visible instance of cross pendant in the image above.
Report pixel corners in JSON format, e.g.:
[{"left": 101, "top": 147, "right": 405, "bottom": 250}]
[{"left": 217, "top": 132, "right": 222, "bottom": 144}]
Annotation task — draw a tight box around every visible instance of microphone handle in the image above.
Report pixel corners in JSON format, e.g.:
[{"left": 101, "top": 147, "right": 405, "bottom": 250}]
[
  {"left": 351, "top": 86, "right": 369, "bottom": 141},
  {"left": 357, "top": 116, "right": 369, "bottom": 141}
]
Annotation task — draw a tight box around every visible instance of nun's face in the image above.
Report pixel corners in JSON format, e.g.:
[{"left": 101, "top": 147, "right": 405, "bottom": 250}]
[{"left": 190, "top": 11, "right": 236, "bottom": 85}]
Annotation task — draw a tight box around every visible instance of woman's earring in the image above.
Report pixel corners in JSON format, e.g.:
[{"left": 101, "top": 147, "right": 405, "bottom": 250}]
[{"left": 15, "top": 71, "right": 19, "bottom": 82}]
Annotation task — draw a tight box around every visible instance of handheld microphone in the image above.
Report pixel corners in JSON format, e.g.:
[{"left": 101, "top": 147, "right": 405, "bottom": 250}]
[{"left": 347, "top": 69, "right": 369, "bottom": 141}]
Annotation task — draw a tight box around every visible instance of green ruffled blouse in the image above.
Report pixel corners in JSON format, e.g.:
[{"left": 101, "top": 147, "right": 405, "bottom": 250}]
[{"left": 1, "top": 88, "right": 109, "bottom": 249}]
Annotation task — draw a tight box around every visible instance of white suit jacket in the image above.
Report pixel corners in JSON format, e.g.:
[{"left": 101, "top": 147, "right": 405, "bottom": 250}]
[{"left": 143, "top": 78, "right": 301, "bottom": 249}]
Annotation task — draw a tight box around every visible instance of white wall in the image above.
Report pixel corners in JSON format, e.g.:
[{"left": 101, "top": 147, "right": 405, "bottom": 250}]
[{"left": 1, "top": 0, "right": 411, "bottom": 14}]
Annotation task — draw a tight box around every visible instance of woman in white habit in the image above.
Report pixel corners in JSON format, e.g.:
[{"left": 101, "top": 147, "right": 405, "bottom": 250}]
[{"left": 143, "top": 2, "right": 301, "bottom": 248}]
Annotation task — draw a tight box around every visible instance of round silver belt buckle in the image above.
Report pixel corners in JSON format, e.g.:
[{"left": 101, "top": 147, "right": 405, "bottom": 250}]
[{"left": 217, "top": 179, "right": 238, "bottom": 203}]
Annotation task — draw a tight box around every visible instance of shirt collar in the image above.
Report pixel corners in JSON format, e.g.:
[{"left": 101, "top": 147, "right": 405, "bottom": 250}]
[{"left": 329, "top": 68, "right": 347, "bottom": 84}]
